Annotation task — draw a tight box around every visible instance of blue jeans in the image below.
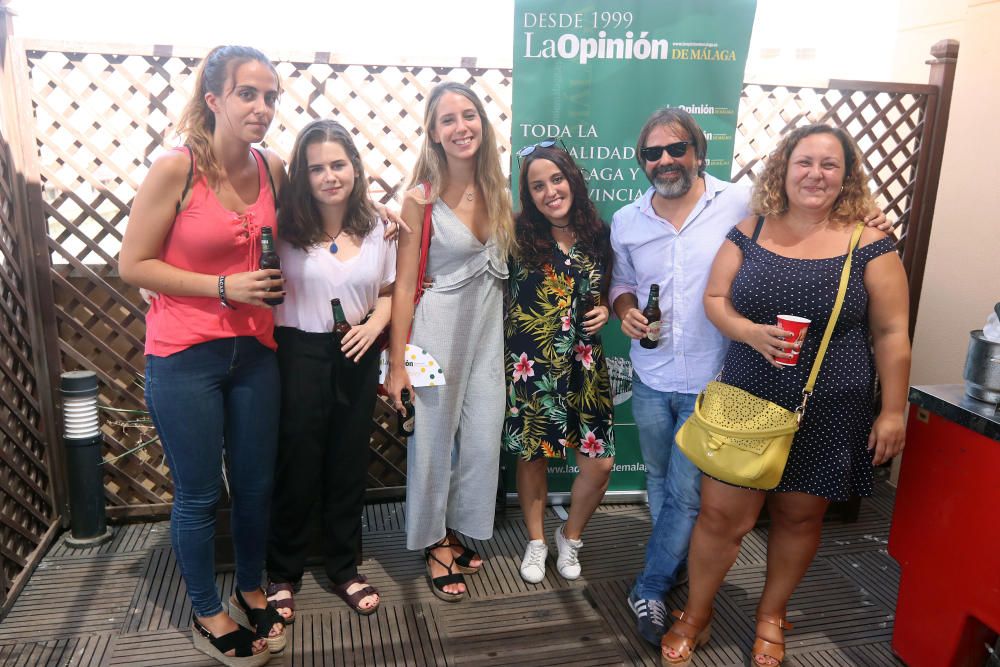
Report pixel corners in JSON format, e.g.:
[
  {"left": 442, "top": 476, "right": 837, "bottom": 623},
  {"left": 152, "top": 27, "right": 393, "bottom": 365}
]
[
  {"left": 145, "top": 337, "right": 280, "bottom": 617},
  {"left": 631, "top": 375, "right": 701, "bottom": 601}
]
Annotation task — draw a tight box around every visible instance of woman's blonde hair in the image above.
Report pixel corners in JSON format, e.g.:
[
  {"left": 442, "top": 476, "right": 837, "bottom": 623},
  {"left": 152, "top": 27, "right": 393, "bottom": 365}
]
[
  {"left": 175, "top": 45, "right": 279, "bottom": 188},
  {"left": 751, "top": 123, "right": 875, "bottom": 224},
  {"left": 408, "top": 81, "right": 514, "bottom": 255}
]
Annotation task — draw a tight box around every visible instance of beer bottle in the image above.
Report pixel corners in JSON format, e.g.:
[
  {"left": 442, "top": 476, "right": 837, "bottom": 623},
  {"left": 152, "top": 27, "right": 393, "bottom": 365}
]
[
  {"left": 640, "top": 284, "right": 661, "bottom": 349},
  {"left": 331, "top": 298, "right": 351, "bottom": 341},
  {"left": 399, "top": 388, "right": 415, "bottom": 437},
  {"left": 577, "top": 290, "right": 600, "bottom": 343},
  {"left": 259, "top": 226, "right": 284, "bottom": 306}
]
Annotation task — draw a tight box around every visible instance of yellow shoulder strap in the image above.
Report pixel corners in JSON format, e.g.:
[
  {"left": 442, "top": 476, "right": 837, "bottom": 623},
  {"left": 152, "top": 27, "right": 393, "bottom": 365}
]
[{"left": 803, "top": 223, "right": 865, "bottom": 395}]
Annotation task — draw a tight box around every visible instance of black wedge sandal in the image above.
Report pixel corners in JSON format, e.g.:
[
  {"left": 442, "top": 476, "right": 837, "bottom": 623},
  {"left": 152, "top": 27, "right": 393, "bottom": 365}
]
[
  {"left": 424, "top": 540, "right": 467, "bottom": 602},
  {"left": 191, "top": 619, "right": 271, "bottom": 667},
  {"left": 228, "top": 588, "right": 287, "bottom": 654},
  {"left": 445, "top": 530, "right": 482, "bottom": 575}
]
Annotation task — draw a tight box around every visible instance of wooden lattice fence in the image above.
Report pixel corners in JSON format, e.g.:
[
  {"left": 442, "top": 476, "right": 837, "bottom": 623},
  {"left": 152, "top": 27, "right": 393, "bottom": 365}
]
[
  {"left": 20, "top": 43, "right": 515, "bottom": 517},
  {"left": 0, "top": 15, "right": 64, "bottom": 613},
  {"left": 0, "top": 100, "right": 57, "bottom": 617},
  {"left": 734, "top": 81, "right": 935, "bottom": 221},
  {"left": 5, "top": 40, "right": 956, "bottom": 527}
]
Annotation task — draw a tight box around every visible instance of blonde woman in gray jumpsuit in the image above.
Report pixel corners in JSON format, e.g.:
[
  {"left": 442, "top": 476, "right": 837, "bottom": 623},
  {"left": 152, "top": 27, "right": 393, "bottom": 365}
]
[{"left": 386, "top": 81, "right": 515, "bottom": 602}]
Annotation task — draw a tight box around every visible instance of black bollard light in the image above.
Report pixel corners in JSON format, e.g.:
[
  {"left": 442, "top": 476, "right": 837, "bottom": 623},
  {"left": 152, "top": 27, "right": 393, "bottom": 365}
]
[{"left": 60, "top": 370, "right": 113, "bottom": 547}]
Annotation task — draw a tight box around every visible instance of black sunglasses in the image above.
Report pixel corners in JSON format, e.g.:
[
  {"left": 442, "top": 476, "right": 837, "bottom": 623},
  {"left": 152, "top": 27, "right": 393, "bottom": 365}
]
[{"left": 640, "top": 141, "right": 691, "bottom": 162}]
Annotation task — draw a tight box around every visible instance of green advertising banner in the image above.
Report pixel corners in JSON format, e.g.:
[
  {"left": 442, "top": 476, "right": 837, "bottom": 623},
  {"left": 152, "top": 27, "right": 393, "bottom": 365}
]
[{"left": 506, "top": 0, "right": 757, "bottom": 498}]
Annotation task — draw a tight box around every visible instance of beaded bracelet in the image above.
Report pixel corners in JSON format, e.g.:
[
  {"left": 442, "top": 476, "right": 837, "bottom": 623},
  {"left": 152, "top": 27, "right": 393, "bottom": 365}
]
[{"left": 218, "top": 275, "right": 235, "bottom": 310}]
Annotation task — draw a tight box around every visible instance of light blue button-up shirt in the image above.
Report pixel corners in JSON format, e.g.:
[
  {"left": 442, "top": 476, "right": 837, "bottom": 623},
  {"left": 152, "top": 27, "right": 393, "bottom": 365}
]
[{"left": 609, "top": 174, "right": 752, "bottom": 394}]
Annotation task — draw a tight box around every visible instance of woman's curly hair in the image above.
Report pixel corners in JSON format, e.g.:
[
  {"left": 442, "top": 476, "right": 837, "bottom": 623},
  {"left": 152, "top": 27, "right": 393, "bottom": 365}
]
[
  {"left": 514, "top": 145, "right": 612, "bottom": 281},
  {"left": 751, "top": 124, "right": 875, "bottom": 224}
]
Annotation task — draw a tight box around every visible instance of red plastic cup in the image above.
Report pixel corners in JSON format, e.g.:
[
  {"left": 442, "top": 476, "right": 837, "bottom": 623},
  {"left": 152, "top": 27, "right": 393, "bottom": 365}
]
[{"left": 775, "top": 315, "right": 811, "bottom": 366}]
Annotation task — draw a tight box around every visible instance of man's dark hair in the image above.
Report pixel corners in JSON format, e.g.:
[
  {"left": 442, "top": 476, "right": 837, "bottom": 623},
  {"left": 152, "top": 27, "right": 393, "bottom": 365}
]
[{"left": 635, "top": 106, "right": 707, "bottom": 176}]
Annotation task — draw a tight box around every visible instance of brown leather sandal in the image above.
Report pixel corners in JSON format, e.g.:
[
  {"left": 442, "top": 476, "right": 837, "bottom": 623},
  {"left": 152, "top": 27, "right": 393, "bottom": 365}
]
[
  {"left": 265, "top": 581, "right": 296, "bottom": 624},
  {"left": 331, "top": 574, "right": 380, "bottom": 616},
  {"left": 750, "top": 613, "right": 794, "bottom": 666},
  {"left": 660, "top": 609, "right": 712, "bottom": 667}
]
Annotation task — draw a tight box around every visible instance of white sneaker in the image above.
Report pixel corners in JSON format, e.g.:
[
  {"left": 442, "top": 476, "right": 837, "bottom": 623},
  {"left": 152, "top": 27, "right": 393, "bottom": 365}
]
[
  {"left": 520, "top": 539, "right": 548, "bottom": 583},
  {"left": 554, "top": 524, "right": 582, "bottom": 580}
]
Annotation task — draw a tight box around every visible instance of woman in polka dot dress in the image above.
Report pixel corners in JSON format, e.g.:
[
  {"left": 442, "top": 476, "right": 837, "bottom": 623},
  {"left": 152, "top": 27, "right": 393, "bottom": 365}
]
[{"left": 659, "top": 124, "right": 911, "bottom": 667}]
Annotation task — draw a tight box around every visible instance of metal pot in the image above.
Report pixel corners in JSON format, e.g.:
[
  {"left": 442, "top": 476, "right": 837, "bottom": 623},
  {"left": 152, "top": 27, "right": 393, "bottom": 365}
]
[{"left": 964, "top": 329, "right": 1000, "bottom": 404}]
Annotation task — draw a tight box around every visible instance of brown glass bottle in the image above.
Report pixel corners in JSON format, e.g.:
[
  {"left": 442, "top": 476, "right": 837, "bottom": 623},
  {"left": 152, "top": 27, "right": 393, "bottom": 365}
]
[
  {"left": 331, "top": 298, "right": 351, "bottom": 341},
  {"left": 259, "top": 226, "right": 284, "bottom": 306},
  {"left": 399, "top": 388, "right": 415, "bottom": 437},
  {"left": 639, "top": 284, "right": 661, "bottom": 349},
  {"left": 577, "top": 290, "right": 600, "bottom": 343}
]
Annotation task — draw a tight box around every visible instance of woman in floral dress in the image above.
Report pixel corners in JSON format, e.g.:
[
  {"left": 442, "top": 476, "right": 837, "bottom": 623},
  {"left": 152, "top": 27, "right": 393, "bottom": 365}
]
[{"left": 503, "top": 143, "right": 615, "bottom": 584}]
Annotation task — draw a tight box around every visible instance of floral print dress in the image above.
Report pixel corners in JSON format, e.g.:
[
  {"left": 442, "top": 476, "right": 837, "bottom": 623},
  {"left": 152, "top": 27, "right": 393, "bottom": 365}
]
[{"left": 502, "top": 243, "right": 615, "bottom": 461}]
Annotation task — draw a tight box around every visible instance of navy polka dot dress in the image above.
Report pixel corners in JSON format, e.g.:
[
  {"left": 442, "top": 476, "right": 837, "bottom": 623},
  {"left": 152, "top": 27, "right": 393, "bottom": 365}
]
[{"left": 718, "top": 225, "right": 898, "bottom": 501}]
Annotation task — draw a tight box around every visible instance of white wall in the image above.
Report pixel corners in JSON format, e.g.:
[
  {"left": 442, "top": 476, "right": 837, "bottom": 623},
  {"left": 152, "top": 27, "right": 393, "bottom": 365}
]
[
  {"left": 907, "top": 0, "right": 1000, "bottom": 385},
  {"left": 892, "top": 0, "right": 968, "bottom": 82},
  {"left": 745, "top": 0, "right": 900, "bottom": 85}
]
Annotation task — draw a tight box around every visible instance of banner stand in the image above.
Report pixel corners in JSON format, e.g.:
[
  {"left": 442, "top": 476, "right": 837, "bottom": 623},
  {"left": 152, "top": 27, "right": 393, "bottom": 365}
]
[{"left": 508, "top": 0, "right": 757, "bottom": 499}]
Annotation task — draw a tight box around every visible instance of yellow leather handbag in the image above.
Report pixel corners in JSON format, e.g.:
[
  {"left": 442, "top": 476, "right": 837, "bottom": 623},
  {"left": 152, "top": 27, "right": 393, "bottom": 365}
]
[{"left": 676, "top": 224, "right": 864, "bottom": 490}]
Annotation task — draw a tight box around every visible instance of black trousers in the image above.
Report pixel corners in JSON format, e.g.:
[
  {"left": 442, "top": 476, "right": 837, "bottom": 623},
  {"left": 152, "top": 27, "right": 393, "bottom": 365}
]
[{"left": 266, "top": 326, "right": 378, "bottom": 586}]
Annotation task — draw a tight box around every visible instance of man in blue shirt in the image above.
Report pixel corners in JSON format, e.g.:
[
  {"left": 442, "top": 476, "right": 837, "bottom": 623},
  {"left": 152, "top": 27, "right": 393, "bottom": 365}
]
[{"left": 610, "top": 107, "right": 750, "bottom": 645}]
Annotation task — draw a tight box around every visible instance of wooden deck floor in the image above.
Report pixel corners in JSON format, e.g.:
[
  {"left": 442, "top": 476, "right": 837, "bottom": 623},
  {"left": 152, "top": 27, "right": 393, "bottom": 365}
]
[{"left": 0, "top": 481, "right": 902, "bottom": 666}]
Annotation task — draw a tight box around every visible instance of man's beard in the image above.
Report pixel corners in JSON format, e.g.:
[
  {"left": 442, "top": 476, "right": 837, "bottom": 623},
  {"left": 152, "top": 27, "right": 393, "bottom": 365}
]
[{"left": 649, "top": 164, "right": 695, "bottom": 199}]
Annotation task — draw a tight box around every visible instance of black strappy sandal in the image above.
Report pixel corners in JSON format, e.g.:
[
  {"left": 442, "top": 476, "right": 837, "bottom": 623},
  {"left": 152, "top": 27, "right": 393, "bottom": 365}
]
[
  {"left": 424, "top": 540, "right": 467, "bottom": 602},
  {"left": 191, "top": 619, "right": 270, "bottom": 667},
  {"left": 445, "top": 531, "right": 482, "bottom": 575},
  {"left": 228, "top": 588, "right": 287, "bottom": 654}
]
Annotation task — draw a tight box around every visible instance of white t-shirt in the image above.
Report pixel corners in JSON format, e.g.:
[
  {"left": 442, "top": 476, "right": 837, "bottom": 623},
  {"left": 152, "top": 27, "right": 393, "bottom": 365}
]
[{"left": 274, "top": 225, "right": 397, "bottom": 333}]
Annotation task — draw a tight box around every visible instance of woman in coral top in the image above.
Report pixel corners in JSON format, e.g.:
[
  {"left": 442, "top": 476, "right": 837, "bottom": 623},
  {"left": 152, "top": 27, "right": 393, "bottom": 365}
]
[{"left": 120, "top": 45, "right": 287, "bottom": 667}]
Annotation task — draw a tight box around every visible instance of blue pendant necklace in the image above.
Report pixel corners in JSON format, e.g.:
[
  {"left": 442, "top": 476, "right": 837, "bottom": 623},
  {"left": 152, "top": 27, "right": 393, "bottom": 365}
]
[{"left": 325, "top": 229, "right": 344, "bottom": 254}]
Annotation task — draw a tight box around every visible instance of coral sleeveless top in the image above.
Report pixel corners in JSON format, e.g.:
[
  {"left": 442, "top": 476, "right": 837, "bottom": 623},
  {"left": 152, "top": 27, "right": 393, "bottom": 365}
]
[{"left": 144, "top": 148, "right": 277, "bottom": 357}]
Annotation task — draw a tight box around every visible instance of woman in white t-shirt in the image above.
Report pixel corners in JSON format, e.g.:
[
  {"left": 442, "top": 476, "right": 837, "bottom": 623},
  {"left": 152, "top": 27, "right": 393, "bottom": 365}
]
[{"left": 265, "top": 119, "right": 395, "bottom": 619}]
